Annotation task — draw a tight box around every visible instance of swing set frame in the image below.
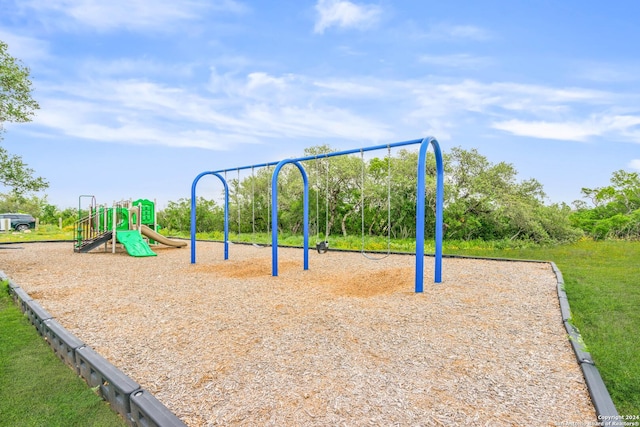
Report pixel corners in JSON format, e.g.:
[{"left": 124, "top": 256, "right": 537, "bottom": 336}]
[{"left": 190, "top": 137, "right": 444, "bottom": 292}]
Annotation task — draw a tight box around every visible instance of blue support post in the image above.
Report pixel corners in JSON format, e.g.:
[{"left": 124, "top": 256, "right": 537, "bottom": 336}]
[
  {"left": 271, "top": 160, "right": 309, "bottom": 276},
  {"left": 190, "top": 171, "right": 229, "bottom": 263},
  {"left": 415, "top": 137, "right": 444, "bottom": 292}
]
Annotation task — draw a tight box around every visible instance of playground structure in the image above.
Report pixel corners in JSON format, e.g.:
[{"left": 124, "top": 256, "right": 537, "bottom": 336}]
[
  {"left": 74, "top": 197, "right": 186, "bottom": 256},
  {"left": 190, "top": 136, "right": 444, "bottom": 293}
]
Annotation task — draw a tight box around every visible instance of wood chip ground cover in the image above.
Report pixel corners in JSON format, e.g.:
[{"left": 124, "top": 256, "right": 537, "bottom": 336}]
[{"left": 1, "top": 242, "right": 596, "bottom": 426}]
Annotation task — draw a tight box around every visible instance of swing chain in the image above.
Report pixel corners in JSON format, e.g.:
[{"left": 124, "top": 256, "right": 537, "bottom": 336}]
[
  {"left": 237, "top": 168, "right": 241, "bottom": 236},
  {"left": 316, "top": 154, "right": 330, "bottom": 254},
  {"left": 251, "top": 166, "right": 256, "bottom": 237}
]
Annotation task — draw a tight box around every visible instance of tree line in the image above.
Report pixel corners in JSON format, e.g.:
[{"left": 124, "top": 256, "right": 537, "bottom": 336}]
[
  {"left": 1, "top": 143, "right": 638, "bottom": 244},
  {"left": 157, "top": 145, "right": 640, "bottom": 243}
]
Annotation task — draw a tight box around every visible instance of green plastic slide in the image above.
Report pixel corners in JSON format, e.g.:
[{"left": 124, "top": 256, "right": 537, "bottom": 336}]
[{"left": 116, "top": 230, "right": 157, "bottom": 257}]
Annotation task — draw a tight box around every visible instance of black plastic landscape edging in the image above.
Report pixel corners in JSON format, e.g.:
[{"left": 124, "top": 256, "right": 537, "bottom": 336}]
[
  {"left": 550, "top": 262, "right": 620, "bottom": 425},
  {"left": 0, "top": 270, "right": 186, "bottom": 427}
]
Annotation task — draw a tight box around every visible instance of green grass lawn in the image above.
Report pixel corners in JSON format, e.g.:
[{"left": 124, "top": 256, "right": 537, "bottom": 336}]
[
  {"left": 0, "top": 225, "right": 74, "bottom": 243},
  {"left": 0, "top": 281, "right": 127, "bottom": 427},
  {"left": 445, "top": 239, "right": 640, "bottom": 416}
]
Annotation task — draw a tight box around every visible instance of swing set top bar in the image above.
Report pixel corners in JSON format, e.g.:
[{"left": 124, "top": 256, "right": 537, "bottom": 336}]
[{"left": 209, "top": 138, "right": 425, "bottom": 175}]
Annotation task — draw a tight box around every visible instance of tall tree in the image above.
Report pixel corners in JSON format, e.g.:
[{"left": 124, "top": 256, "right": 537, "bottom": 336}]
[
  {"left": 1, "top": 41, "right": 39, "bottom": 126},
  {"left": 444, "top": 146, "right": 579, "bottom": 242},
  {"left": 571, "top": 170, "right": 640, "bottom": 239},
  {"left": 0, "top": 40, "right": 48, "bottom": 197},
  {"left": 580, "top": 170, "right": 640, "bottom": 214}
]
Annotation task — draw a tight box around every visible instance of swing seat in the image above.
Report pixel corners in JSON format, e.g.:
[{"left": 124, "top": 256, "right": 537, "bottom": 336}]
[{"left": 316, "top": 240, "right": 329, "bottom": 254}]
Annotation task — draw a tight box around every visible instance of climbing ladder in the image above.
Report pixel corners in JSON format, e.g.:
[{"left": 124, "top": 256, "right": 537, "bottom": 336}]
[{"left": 74, "top": 214, "right": 113, "bottom": 253}]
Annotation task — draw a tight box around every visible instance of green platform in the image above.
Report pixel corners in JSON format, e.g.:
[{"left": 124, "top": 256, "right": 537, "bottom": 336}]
[{"left": 116, "top": 231, "right": 156, "bottom": 257}]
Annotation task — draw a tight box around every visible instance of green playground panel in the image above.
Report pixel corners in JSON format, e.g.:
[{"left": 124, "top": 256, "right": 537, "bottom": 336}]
[
  {"left": 116, "top": 230, "right": 156, "bottom": 257},
  {"left": 94, "top": 207, "right": 130, "bottom": 232},
  {"left": 132, "top": 199, "right": 155, "bottom": 226}
]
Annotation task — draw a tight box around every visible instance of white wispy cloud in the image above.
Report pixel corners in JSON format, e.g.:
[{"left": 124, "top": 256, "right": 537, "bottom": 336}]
[
  {"left": 576, "top": 61, "right": 640, "bottom": 84},
  {"left": 492, "top": 114, "right": 640, "bottom": 143},
  {"left": 629, "top": 159, "right": 640, "bottom": 171},
  {"left": 400, "top": 79, "right": 640, "bottom": 143},
  {"left": 418, "top": 53, "right": 492, "bottom": 69},
  {"left": 416, "top": 24, "right": 492, "bottom": 42},
  {"left": 408, "top": 80, "right": 608, "bottom": 119},
  {"left": 30, "top": 71, "right": 394, "bottom": 149},
  {"left": 0, "top": 30, "right": 50, "bottom": 63},
  {"left": 78, "top": 58, "right": 197, "bottom": 79},
  {"left": 314, "top": 0, "right": 382, "bottom": 34},
  {"left": 313, "top": 79, "right": 384, "bottom": 97},
  {"left": 24, "top": 50, "right": 640, "bottom": 151},
  {"left": 445, "top": 25, "right": 492, "bottom": 41},
  {"left": 18, "top": 0, "right": 247, "bottom": 32},
  {"left": 33, "top": 96, "right": 258, "bottom": 149},
  {"left": 491, "top": 119, "right": 601, "bottom": 142}
]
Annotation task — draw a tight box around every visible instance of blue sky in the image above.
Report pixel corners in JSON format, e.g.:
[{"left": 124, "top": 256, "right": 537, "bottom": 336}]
[{"left": 1, "top": 0, "right": 639, "bottom": 209}]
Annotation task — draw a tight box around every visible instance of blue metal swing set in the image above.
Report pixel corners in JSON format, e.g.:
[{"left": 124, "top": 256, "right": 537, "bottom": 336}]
[{"left": 190, "top": 136, "right": 444, "bottom": 293}]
